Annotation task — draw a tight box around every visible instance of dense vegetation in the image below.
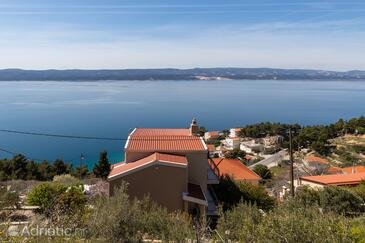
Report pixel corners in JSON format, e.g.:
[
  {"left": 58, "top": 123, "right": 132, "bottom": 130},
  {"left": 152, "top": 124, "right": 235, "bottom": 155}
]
[
  {"left": 236, "top": 116, "right": 365, "bottom": 156},
  {"left": 0, "top": 151, "right": 112, "bottom": 181}
]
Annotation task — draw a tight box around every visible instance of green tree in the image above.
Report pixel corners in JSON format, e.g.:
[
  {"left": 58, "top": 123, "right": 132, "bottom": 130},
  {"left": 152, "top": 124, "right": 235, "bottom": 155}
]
[
  {"left": 72, "top": 164, "right": 89, "bottom": 179},
  {"left": 225, "top": 148, "right": 246, "bottom": 159},
  {"left": 253, "top": 164, "right": 272, "bottom": 179},
  {"left": 10, "top": 154, "right": 28, "bottom": 179},
  {"left": 212, "top": 175, "right": 275, "bottom": 211},
  {"left": 53, "top": 159, "right": 71, "bottom": 176},
  {"left": 93, "top": 150, "right": 111, "bottom": 179}
]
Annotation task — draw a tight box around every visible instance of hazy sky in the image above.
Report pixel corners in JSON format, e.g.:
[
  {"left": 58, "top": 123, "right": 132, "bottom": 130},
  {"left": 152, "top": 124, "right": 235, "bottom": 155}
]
[{"left": 1, "top": 0, "right": 365, "bottom": 70}]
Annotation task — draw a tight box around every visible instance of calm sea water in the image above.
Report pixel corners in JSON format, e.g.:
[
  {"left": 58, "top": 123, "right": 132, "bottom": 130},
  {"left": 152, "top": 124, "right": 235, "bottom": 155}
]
[{"left": 0, "top": 80, "right": 364, "bottom": 168}]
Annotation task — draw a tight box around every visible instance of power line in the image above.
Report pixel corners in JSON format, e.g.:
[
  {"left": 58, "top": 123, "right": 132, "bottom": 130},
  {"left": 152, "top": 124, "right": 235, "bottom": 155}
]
[
  {"left": 0, "top": 129, "right": 204, "bottom": 141},
  {"left": 0, "top": 146, "right": 43, "bottom": 162}
]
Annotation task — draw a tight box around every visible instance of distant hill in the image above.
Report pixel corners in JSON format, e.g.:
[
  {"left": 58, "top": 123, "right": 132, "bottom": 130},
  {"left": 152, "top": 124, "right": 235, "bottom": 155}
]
[{"left": 1, "top": 68, "right": 365, "bottom": 81}]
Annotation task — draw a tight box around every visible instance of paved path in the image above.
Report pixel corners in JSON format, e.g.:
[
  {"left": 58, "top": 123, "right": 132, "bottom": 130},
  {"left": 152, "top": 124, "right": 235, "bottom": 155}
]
[{"left": 249, "top": 149, "right": 287, "bottom": 169}]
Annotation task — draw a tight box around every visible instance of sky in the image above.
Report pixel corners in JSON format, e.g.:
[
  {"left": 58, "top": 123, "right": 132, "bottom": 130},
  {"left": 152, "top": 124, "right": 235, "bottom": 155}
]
[{"left": 1, "top": 0, "right": 365, "bottom": 70}]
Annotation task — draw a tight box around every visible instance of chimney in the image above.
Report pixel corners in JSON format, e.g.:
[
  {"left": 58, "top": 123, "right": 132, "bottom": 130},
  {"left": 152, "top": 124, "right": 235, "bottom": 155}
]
[{"left": 189, "top": 118, "right": 199, "bottom": 136}]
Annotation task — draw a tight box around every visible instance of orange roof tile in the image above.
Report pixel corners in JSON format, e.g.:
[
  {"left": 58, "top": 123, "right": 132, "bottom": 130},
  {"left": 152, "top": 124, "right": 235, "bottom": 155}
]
[
  {"left": 210, "top": 158, "right": 261, "bottom": 181},
  {"left": 304, "top": 155, "right": 329, "bottom": 164},
  {"left": 108, "top": 152, "right": 187, "bottom": 179},
  {"left": 206, "top": 131, "right": 220, "bottom": 137},
  {"left": 341, "top": 165, "right": 365, "bottom": 174},
  {"left": 300, "top": 172, "right": 365, "bottom": 186},
  {"left": 126, "top": 128, "right": 206, "bottom": 152}
]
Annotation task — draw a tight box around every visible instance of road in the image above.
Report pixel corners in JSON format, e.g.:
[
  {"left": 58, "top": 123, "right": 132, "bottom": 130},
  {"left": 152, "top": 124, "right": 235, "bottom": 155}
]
[{"left": 249, "top": 149, "right": 287, "bottom": 169}]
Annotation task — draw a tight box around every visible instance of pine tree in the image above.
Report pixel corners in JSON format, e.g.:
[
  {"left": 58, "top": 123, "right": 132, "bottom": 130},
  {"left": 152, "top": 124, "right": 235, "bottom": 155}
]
[{"left": 93, "top": 151, "right": 111, "bottom": 179}]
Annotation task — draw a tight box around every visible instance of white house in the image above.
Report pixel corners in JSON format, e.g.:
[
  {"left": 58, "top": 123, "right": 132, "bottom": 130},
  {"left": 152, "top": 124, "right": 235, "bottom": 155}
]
[
  {"left": 229, "top": 128, "right": 241, "bottom": 138},
  {"left": 240, "top": 140, "right": 264, "bottom": 154},
  {"left": 224, "top": 137, "right": 241, "bottom": 150}
]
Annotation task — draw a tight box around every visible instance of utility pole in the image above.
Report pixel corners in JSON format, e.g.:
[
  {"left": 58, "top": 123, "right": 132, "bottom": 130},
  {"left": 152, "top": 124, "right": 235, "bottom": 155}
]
[{"left": 289, "top": 128, "right": 295, "bottom": 197}]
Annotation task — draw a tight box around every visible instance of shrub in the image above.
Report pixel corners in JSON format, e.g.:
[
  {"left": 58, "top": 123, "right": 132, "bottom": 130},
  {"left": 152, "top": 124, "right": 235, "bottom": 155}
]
[
  {"left": 253, "top": 164, "right": 272, "bottom": 179},
  {"left": 53, "top": 174, "right": 81, "bottom": 186},
  {"left": 87, "top": 183, "right": 194, "bottom": 242},
  {"left": 27, "top": 183, "right": 66, "bottom": 215},
  {"left": 216, "top": 202, "right": 263, "bottom": 242},
  {"left": 213, "top": 175, "right": 275, "bottom": 211}
]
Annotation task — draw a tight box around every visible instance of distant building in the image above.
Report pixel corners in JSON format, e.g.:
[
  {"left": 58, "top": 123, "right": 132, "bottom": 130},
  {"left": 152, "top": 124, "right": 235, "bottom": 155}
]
[
  {"left": 341, "top": 165, "right": 365, "bottom": 174},
  {"left": 262, "top": 135, "right": 284, "bottom": 147},
  {"left": 209, "top": 158, "right": 261, "bottom": 185},
  {"left": 108, "top": 119, "right": 218, "bottom": 217},
  {"left": 229, "top": 128, "right": 241, "bottom": 138},
  {"left": 207, "top": 144, "right": 218, "bottom": 157},
  {"left": 240, "top": 140, "right": 264, "bottom": 154},
  {"left": 299, "top": 172, "right": 365, "bottom": 188},
  {"left": 223, "top": 137, "right": 241, "bottom": 150},
  {"left": 204, "top": 131, "right": 220, "bottom": 141},
  {"left": 303, "top": 155, "right": 329, "bottom": 170}
]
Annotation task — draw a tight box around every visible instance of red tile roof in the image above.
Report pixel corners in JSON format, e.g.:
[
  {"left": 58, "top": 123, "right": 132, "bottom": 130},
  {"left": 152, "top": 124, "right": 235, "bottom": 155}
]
[
  {"left": 300, "top": 172, "right": 365, "bottom": 186},
  {"left": 210, "top": 158, "right": 261, "bottom": 181},
  {"left": 304, "top": 155, "right": 329, "bottom": 164},
  {"left": 341, "top": 165, "right": 365, "bottom": 174},
  {"left": 206, "top": 131, "right": 220, "bottom": 137},
  {"left": 108, "top": 152, "right": 187, "bottom": 179},
  {"left": 125, "top": 128, "right": 207, "bottom": 152}
]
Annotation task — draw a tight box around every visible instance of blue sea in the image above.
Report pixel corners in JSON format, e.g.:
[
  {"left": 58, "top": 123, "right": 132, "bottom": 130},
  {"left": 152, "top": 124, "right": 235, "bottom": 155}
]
[{"left": 0, "top": 80, "right": 364, "bottom": 168}]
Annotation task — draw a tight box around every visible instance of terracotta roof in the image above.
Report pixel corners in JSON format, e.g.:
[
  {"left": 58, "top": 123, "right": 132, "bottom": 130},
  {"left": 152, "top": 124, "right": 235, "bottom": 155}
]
[
  {"left": 300, "top": 172, "right": 365, "bottom": 186},
  {"left": 341, "top": 165, "right": 365, "bottom": 174},
  {"left": 126, "top": 128, "right": 206, "bottom": 152},
  {"left": 210, "top": 158, "right": 261, "bottom": 181},
  {"left": 304, "top": 155, "right": 329, "bottom": 164},
  {"left": 206, "top": 131, "right": 220, "bottom": 137},
  {"left": 231, "top": 128, "right": 241, "bottom": 131},
  {"left": 108, "top": 152, "right": 187, "bottom": 179},
  {"left": 326, "top": 166, "right": 342, "bottom": 174}
]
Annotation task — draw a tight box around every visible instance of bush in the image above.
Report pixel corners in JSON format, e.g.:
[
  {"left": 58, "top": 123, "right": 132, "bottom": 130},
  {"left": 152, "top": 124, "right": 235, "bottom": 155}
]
[
  {"left": 213, "top": 175, "right": 275, "bottom": 211},
  {"left": 216, "top": 202, "right": 262, "bottom": 241},
  {"left": 53, "top": 174, "right": 81, "bottom": 186},
  {"left": 215, "top": 199, "right": 355, "bottom": 243},
  {"left": 87, "top": 183, "right": 194, "bottom": 242},
  {"left": 253, "top": 164, "right": 272, "bottom": 179},
  {"left": 295, "top": 185, "right": 364, "bottom": 215},
  {"left": 27, "top": 182, "right": 86, "bottom": 217}
]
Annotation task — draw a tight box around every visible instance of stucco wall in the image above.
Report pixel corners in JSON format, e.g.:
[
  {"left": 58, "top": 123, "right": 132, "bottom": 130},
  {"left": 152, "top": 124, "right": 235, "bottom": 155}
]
[{"left": 109, "top": 164, "right": 188, "bottom": 212}]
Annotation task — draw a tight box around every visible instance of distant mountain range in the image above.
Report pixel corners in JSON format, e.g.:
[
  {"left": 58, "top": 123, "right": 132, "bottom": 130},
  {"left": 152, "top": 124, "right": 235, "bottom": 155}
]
[{"left": 1, "top": 68, "right": 365, "bottom": 81}]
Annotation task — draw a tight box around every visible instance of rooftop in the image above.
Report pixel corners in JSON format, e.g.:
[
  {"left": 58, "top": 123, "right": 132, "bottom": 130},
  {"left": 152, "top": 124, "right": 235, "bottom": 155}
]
[
  {"left": 341, "top": 165, "right": 365, "bottom": 174},
  {"left": 108, "top": 152, "right": 187, "bottom": 179},
  {"left": 304, "top": 155, "right": 329, "bottom": 164},
  {"left": 125, "top": 128, "right": 207, "bottom": 152},
  {"left": 300, "top": 172, "right": 365, "bottom": 186},
  {"left": 210, "top": 158, "right": 261, "bottom": 181}
]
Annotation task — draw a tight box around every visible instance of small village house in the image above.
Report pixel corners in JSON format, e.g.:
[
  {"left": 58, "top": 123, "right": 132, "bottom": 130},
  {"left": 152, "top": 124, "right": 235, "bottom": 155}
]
[
  {"left": 204, "top": 131, "right": 220, "bottom": 141},
  {"left": 298, "top": 172, "right": 365, "bottom": 189},
  {"left": 229, "top": 128, "right": 242, "bottom": 138},
  {"left": 209, "top": 158, "right": 261, "bottom": 185},
  {"left": 108, "top": 119, "right": 219, "bottom": 218}
]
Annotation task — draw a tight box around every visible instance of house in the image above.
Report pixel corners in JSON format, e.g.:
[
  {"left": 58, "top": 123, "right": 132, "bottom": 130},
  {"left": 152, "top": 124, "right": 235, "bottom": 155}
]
[
  {"left": 209, "top": 158, "right": 261, "bottom": 185},
  {"left": 204, "top": 131, "right": 220, "bottom": 141},
  {"left": 262, "top": 135, "right": 284, "bottom": 147},
  {"left": 240, "top": 140, "right": 264, "bottom": 154},
  {"left": 341, "top": 165, "right": 365, "bottom": 174},
  {"left": 303, "top": 155, "right": 329, "bottom": 170},
  {"left": 207, "top": 144, "right": 218, "bottom": 157},
  {"left": 223, "top": 137, "right": 241, "bottom": 150},
  {"left": 229, "top": 128, "right": 241, "bottom": 138},
  {"left": 108, "top": 119, "right": 218, "bottom": 217},
  {"left": 298, "top": 172, "right": 365, "bottom": 189}
]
